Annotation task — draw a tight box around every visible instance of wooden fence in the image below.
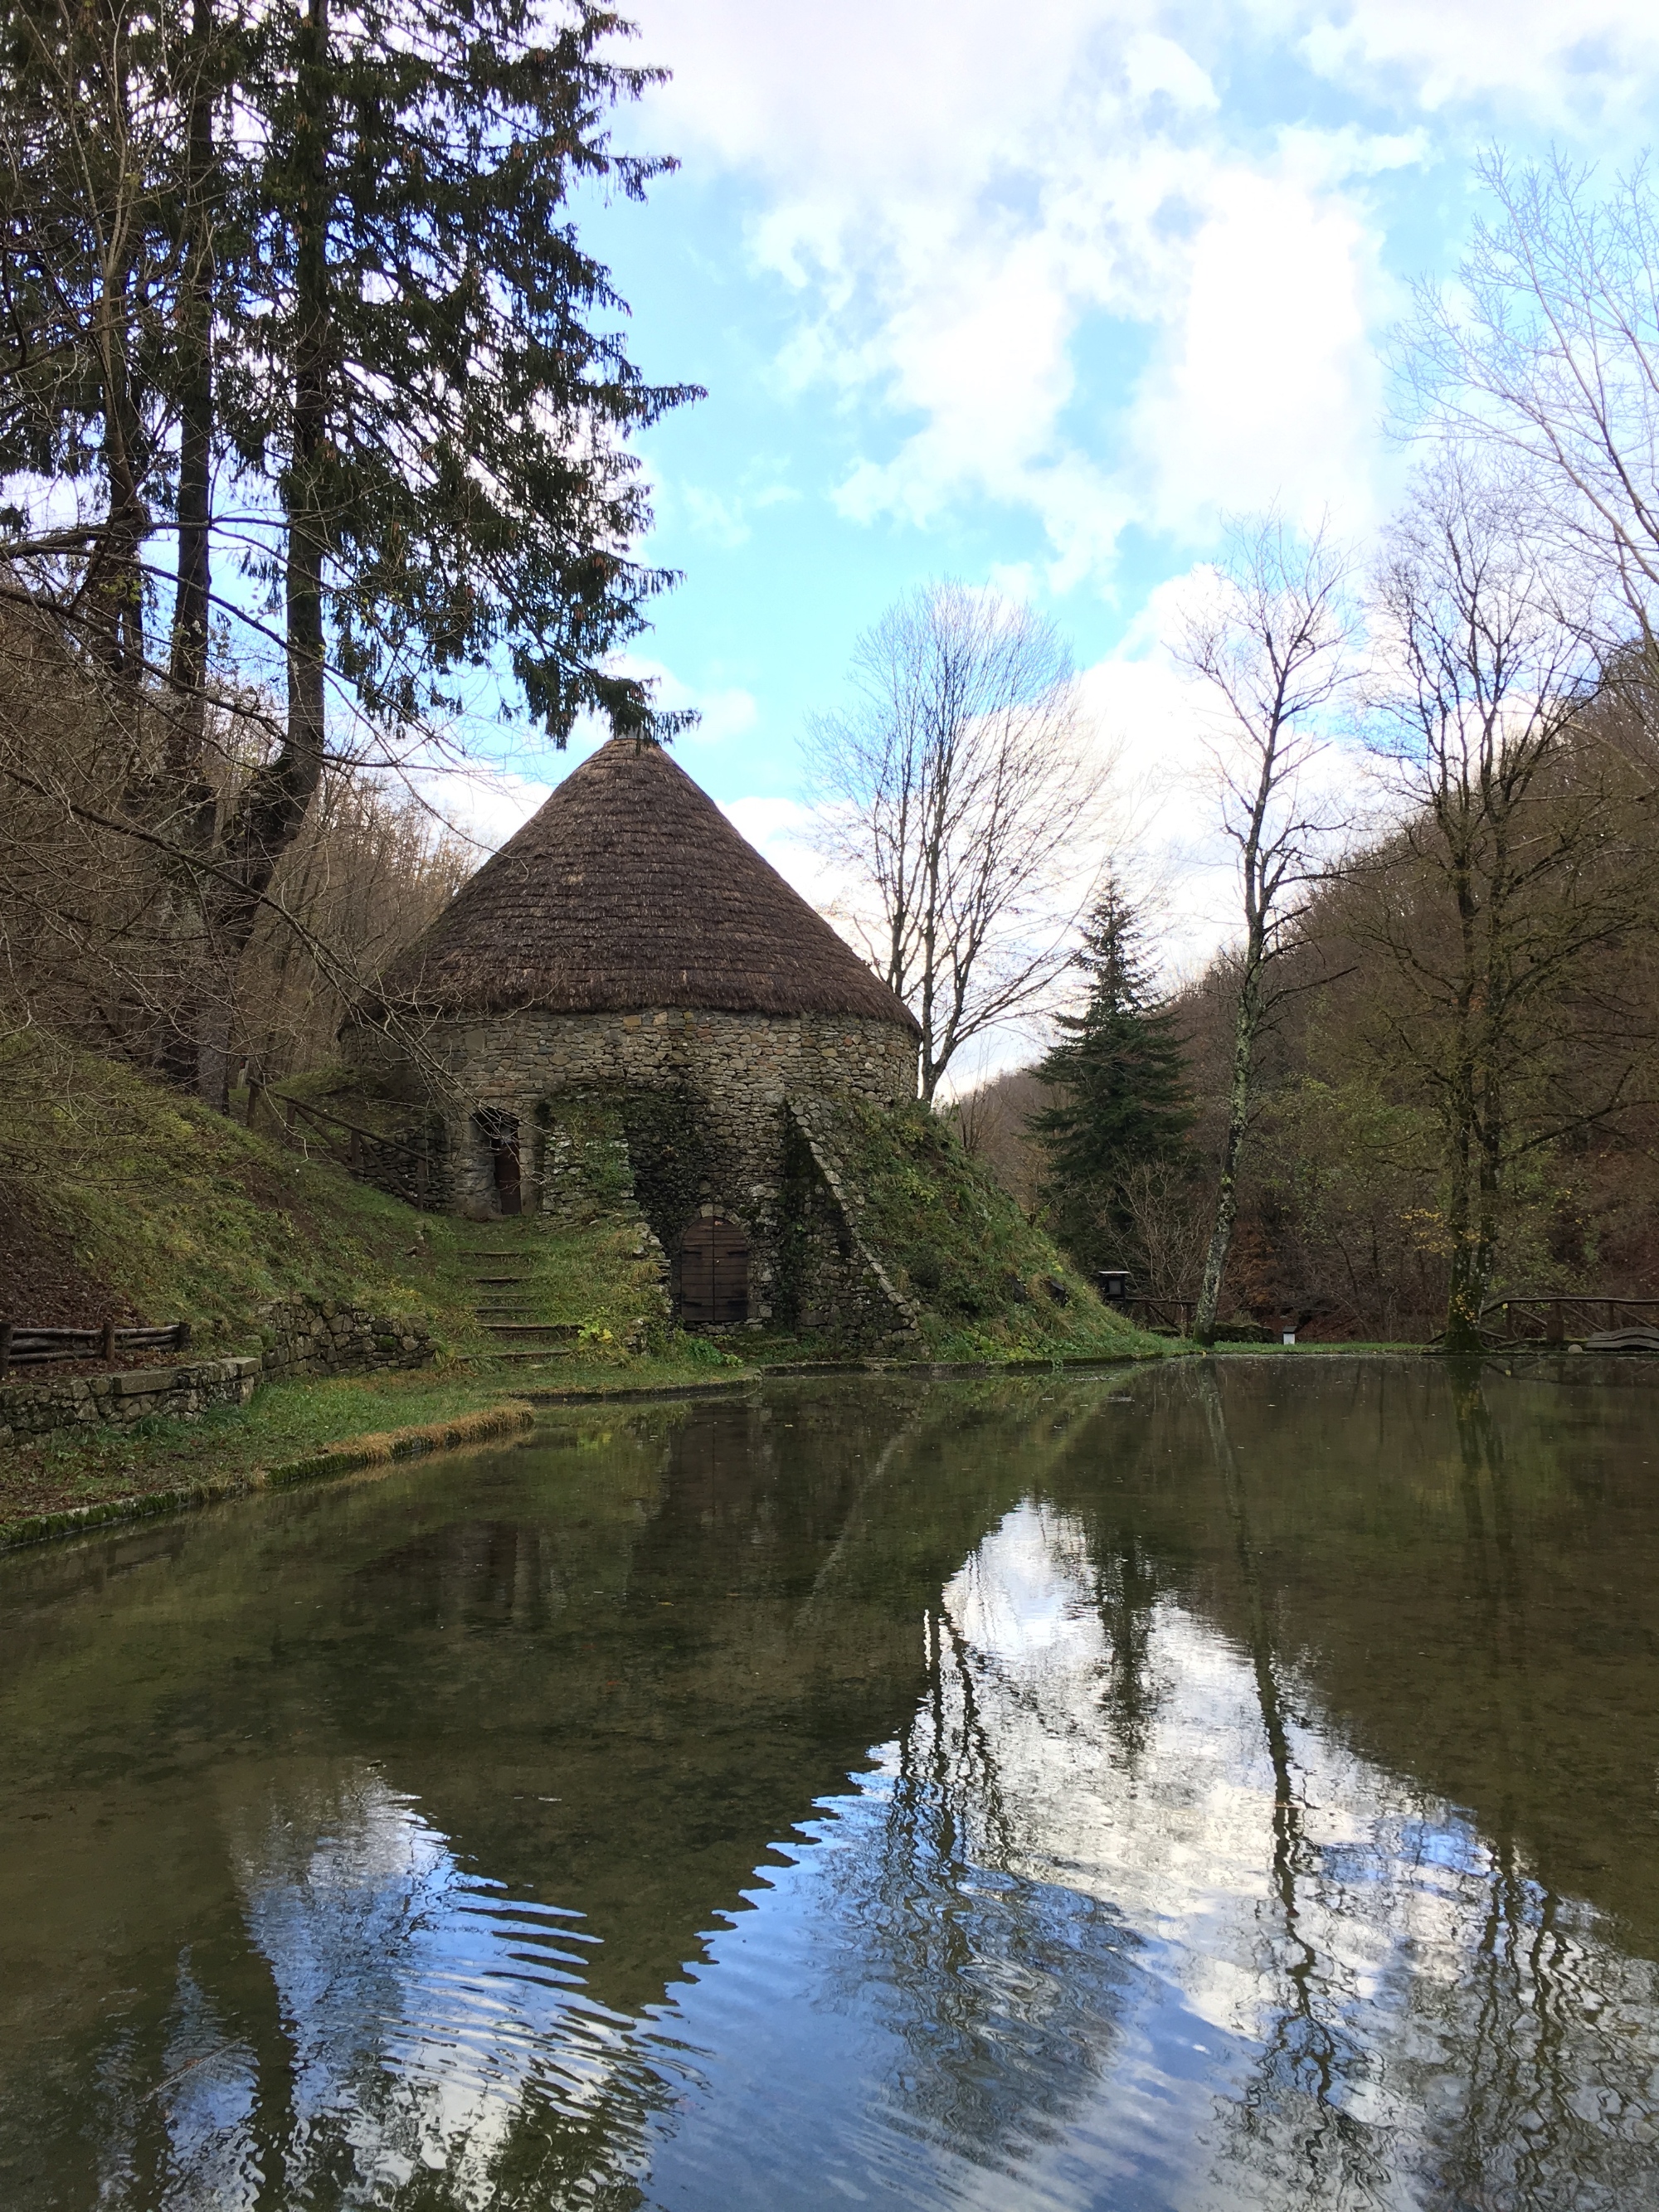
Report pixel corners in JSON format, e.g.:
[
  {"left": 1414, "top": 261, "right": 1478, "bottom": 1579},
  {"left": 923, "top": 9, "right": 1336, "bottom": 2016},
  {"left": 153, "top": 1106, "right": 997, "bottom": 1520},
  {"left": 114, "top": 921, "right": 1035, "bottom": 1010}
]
[
  {"left": 0, "top": 1320, "right": 191, "bottom": 1382},
  {"left": 255, "top": 1087, "right": 435, "bottom": 1206},
  {"left": 1479, "top": 1295, "right": 1659, "bottom": 1347},
  {"left": 1129, "top": 1295, "right": 1196, "bottom": 1335}
]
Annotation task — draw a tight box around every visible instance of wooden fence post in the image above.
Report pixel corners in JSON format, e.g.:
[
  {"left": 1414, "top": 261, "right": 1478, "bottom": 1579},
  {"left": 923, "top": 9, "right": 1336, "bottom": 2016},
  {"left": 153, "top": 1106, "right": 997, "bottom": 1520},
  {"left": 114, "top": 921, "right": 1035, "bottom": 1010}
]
[
  {"left": 101, "top": 1315, "right": 116, "bottom": 1364},
  {"left": 0, "top": 1320, "right": 10, "bottom": 1383}
]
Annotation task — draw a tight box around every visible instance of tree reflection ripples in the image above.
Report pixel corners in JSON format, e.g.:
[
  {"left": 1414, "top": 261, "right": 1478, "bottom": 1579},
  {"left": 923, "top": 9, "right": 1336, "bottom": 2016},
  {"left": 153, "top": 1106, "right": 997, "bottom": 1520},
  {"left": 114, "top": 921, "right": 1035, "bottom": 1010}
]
[{"left": 1, "top": 1359, "right": 1656, "bottom": 2208}]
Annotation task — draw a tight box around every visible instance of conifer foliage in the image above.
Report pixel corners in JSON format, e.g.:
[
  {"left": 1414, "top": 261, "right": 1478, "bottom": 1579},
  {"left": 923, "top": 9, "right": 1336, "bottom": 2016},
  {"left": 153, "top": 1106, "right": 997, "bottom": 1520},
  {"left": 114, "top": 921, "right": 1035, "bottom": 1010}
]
[
  {"left": 1032, "top": 885, "right": 1193, "bottom": 1279},
  {"left": 0, "top": 0, "right": 698, "bottom": 1101}
]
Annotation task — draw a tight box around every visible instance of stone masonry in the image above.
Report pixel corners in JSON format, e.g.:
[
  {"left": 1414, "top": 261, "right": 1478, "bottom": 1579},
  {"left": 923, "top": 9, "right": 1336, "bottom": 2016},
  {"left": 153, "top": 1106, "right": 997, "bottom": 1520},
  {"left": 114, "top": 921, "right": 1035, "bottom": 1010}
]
[
  {"left": 0, "top": 1296, "right": 435, "bottom": 1447},
  {"left": 0, "top": 1355, "right": 262, "bottom": 1445},
  {"left": 348, "top": 1007, "right": 919, "bottom": 1345}
]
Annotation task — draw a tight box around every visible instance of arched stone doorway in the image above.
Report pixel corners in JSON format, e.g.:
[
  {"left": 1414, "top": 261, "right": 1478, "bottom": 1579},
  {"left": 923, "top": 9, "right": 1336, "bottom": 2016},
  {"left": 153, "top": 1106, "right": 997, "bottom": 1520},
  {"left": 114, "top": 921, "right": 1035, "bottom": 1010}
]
[{"left": 679, "top": 1214, "right": 749, "bottom": 1327}]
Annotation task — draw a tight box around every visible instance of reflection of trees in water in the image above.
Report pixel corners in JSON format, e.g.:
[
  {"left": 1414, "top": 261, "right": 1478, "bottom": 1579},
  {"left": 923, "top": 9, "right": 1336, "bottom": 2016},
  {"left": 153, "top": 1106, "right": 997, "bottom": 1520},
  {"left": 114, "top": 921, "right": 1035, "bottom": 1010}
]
[
  {"left": 1088, "top": 1529, "right": 1165, "bottom": 1768},
  {"left": 13, "top": 1373, "right": 1659, "bottom": 2210},
  {"left": 1194, "top": 1366, "right": 1391, "bottom": 2205},
  {"left": 824, "top": 1578, "right": 1141, "bottom": 2171},
  {"left": 72, "top": 1772, "right": 672, "bottom": 2211},
  {"left": 1196, "top": 1365, "right": 1659, "bottom": 2211}
]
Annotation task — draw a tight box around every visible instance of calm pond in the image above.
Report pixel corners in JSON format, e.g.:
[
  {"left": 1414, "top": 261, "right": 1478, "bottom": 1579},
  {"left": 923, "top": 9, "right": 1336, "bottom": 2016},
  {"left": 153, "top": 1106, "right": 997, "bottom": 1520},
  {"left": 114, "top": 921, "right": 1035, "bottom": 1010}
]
[{"left": 2, "top": 1358, "right": 1658, "bottom": 2210}]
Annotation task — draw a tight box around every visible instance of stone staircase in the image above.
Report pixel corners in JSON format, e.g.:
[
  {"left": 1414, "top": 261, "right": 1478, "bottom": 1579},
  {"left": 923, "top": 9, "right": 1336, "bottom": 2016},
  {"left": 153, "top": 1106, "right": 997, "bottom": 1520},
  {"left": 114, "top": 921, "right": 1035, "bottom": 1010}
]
[{"left": 460, "top": 1223, "right": 584, "bottom": 1365}]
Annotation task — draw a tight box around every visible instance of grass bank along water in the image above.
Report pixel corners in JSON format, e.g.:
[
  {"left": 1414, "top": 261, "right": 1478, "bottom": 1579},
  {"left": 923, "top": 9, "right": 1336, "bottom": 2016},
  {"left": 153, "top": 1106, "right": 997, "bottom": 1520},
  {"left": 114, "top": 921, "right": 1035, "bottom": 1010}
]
[
  {"left": 0, "top": 1375, "right": 538, "bottom": 1548},
  {"left": 0, "top": 1026, "right": 1165, "bottom": 1540}
]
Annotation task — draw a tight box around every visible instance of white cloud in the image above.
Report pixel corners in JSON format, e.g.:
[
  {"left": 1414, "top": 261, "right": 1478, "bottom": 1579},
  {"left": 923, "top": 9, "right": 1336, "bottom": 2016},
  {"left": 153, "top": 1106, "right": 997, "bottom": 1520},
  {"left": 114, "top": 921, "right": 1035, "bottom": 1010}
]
[
  {"left": 1125, "top": 167, "right": 1387, "bottom": 537},
  {"left": 718, "top": 794, "right": 831, "bottom": 899},
  {"left": 1123, "top": 29, "right": 1220, "bottom": 110},
  {"left": 403, "top": 762, "right": 560, "bottom": 855},
  {"left": 1298, "top": 0, "right": 1659, "bottom": 117},
  {"left": 625, "top": 0, "right": 1659, "bottom": 585},
  {"left": 608, "top": 654, "right": 760, "bottom": 742},
  {"left": 671, "top": 478, "right": 802, "bottom": 548}
]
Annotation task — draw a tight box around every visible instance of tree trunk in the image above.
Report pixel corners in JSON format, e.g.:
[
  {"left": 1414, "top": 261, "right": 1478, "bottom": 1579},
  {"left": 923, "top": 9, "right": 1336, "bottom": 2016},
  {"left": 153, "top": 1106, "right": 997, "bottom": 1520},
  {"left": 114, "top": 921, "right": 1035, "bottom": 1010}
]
[
  {"left": 169, "top": 0, "right": 215, "bottom": 741},
  {"left": 153, "top": 0, "right": 220, "bottom": 1096},
  {"left": 189, "top": 0, "right": 333, "bottom": 1110},
  {"left": 1194, "top": 980, "right": 1257, "bottom": 1341}
]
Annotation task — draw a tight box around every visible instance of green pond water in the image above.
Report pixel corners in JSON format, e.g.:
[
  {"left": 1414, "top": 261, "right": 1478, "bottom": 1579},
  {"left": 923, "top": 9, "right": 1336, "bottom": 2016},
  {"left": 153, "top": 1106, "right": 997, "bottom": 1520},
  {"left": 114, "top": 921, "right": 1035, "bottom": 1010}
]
[{"left": 2, "top": 1357, "right": 1658, "bottom": 2210}]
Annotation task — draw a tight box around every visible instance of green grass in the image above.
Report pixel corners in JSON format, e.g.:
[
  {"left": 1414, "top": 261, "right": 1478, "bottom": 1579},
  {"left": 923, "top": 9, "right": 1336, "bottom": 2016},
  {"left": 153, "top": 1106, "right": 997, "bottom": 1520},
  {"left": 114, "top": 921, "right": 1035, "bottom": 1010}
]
[
  {"left": 0, "top": 1028, "right": 483, "bottom": 1347},
  {"left": 441, "top": 1210, "right": 674, "bottom": 1368},
  {"left": 0, "top": 1369, "right": 533, "bottom": 1534},
  {"left": 1207, "top": 1339, "right": 1432, "bottom": 1354},
  {"left": 813, "top": 1097, "right": 1169, "bottom": 1364}
]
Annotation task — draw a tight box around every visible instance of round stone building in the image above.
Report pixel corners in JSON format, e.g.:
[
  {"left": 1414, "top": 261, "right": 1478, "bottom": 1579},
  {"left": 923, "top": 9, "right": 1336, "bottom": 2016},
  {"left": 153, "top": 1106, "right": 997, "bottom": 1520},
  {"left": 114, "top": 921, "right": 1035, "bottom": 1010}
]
[{"left": 350, "top": 736, "right": 922, "bottom": 1334}]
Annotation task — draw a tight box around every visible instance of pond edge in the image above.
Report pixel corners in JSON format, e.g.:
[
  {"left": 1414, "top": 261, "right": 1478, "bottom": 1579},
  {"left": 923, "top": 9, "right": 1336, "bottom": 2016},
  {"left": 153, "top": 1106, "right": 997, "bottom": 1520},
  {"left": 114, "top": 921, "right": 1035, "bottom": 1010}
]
[{"left": 0, "top": 1402, "right": 536, "bottom": 1555}]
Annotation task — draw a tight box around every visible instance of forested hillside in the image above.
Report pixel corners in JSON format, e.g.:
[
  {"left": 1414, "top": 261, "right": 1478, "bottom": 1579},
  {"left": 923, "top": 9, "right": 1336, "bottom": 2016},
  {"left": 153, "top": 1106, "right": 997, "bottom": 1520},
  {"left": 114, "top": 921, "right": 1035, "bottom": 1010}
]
[{"left": 968, "top": 680, "right": 1659, "bottom": 1342}]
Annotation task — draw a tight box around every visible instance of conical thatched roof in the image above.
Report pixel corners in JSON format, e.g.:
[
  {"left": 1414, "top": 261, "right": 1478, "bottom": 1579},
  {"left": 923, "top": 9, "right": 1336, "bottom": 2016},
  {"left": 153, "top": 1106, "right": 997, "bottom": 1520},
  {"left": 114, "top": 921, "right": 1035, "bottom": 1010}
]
[{"left": 382, "top": 737, "right": 920, "bottom": 1032}]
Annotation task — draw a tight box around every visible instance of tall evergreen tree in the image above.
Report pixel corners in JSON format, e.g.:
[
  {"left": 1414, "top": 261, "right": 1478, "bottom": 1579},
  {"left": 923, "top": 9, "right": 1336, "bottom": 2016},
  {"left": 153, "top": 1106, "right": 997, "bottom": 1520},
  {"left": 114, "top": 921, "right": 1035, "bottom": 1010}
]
[
  {"left": 0, "top": 0, "right": 698, "bottom": 1101},
  {"left": 1032, "top": 884, "right": 1193, "bottom": 1278}
]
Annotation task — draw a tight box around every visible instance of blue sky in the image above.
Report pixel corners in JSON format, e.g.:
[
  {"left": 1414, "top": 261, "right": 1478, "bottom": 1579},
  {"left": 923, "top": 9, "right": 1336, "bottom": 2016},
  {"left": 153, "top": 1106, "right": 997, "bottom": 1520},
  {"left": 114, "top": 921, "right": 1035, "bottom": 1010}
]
[{"left": 434, "top": 0, "right": 1659, "bottom": 1048}]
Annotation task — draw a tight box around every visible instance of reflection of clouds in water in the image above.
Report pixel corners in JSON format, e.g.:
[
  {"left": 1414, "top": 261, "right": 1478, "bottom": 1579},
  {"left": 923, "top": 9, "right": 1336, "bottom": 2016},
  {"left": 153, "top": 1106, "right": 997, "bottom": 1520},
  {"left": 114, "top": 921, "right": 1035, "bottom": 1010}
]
[
  {"left": 99, "top": 1505, "right": 1659, "bottom": 2212},
  {"left": 154, "top": 1965, "right": 260, "bottom": 2212},
  {"left": 903, "top": 1501, "right": 1659, "bottom": 2208},
  {"left": 220, "top": 1772, "right": 681, "bottom": 2208}
]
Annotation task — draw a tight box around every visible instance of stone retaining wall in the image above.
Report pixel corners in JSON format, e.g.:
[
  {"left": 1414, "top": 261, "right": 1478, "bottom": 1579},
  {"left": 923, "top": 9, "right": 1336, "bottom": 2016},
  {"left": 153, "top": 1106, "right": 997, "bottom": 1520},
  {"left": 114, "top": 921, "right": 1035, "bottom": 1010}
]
[
  {"left": 348, "top": 1006, "right": 917, "bottom": 1222},
  {"left": 0, "top": 1355, "right": 261, "bottom": 1444},
  {"left": 256, "top": 1297, "right": 435, "bottom": 1380},
  {"left": 0, "top": 1296, "right": 436, "bottom": 1448}
]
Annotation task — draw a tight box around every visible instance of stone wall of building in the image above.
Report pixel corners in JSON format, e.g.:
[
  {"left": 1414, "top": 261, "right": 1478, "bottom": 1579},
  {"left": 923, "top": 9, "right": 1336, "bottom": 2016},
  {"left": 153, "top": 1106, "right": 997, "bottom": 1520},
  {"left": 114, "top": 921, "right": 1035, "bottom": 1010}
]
[
  {"left": 776, "top": 1106, "right": 922, "bottom": 1348},
  {"left": 349, "top": 1005, "right": 915, "bottom": 1211},
  {"left": 0, "top": 1297, "right": 436, "bottom": 1447},
  {"left": 255, "top": 1297, "right": 435, "bottom": 1381},
  {"left": 344, "top": 1004, "right": 919, "bottom": 1344}
]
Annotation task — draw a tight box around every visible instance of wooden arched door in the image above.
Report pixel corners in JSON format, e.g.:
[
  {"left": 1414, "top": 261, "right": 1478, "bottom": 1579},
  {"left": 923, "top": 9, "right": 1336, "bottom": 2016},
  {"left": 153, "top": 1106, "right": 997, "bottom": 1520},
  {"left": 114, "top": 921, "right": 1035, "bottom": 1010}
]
[{"left": 679, "top": 1216, "right": 749, "bottom": 1326}]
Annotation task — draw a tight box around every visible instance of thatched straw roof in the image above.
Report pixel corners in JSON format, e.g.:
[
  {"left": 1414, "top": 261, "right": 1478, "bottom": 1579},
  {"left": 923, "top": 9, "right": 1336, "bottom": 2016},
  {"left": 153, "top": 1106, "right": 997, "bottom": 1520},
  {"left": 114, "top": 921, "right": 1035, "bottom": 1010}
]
[{"left": 381, "top": 737, "right": 920, "bottom": 1033}]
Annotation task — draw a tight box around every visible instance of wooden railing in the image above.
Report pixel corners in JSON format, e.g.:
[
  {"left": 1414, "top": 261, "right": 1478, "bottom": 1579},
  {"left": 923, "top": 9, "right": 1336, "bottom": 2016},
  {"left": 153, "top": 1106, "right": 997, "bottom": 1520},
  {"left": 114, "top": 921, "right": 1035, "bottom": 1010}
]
[
  {"left": 1129, "top": 1295, "right": 1196, "bottom": 1335},
  {"left": 260, "top": 1088, "right": 434, "bottom": 1204},
  {"left": 0, "top": 1320, "right": 191, "bottom": 1382},
  {"left": 1480, "top": 1295, "right": 1659, "bottom": 1346}
]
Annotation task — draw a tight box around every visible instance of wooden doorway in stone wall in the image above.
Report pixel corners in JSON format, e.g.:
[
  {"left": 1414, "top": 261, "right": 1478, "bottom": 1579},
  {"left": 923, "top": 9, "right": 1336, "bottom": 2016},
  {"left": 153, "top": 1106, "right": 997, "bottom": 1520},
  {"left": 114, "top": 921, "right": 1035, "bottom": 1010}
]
[
  {"left": 478, "top": 1111, "right": 522, "bottom": 1215},
  {"left": 679, "top": 1215, "right": 749, "bottom": 1326}
]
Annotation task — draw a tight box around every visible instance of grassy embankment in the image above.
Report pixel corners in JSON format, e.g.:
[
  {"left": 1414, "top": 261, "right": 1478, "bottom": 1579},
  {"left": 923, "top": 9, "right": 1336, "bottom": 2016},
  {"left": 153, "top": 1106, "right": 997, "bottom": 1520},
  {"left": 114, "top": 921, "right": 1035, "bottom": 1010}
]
[
  {"left": 781, "top": 1097, "right": 1167, "bottom": 1365},
  {"left": 0, "top": 1033, "right": 1166, "bottom": 1539},
  {"left": 0, "top": 1033, "right": 735, "bottom": 1536}
]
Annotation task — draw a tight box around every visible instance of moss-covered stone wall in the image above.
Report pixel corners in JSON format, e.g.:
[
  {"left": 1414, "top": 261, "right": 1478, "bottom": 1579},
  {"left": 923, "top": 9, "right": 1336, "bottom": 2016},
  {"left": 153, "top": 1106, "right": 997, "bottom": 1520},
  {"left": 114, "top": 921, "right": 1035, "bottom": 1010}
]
[
  {"left": 0, "top": 1297, "right": 436, "bottom": 1447},
  {"left": 343, "top": 1007, "right": 921, "bottom": 1346}
]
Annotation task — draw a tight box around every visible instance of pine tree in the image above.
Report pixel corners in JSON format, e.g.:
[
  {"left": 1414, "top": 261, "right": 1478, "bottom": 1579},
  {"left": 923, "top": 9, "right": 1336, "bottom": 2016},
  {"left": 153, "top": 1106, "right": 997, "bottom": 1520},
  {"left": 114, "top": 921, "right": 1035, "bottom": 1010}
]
[{"left": 1032, "top": 885, "right": 1193, "bottom": 1278}]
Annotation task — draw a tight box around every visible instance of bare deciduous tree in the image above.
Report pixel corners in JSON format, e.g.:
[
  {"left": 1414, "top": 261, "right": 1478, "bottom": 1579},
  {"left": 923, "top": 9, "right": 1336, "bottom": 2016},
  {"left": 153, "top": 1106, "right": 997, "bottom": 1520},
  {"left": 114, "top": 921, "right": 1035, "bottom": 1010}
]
[
  {"left": 1405, "top": 148, "right": 1659, "bottom": 677},
  {"left": 1360, "top": 460, "right": 1650, "bottom": 1349},
  {"left": 806, "top": 582, "right": 1104, "bottom": 1102},
  {"left": 1179, "top": 515, "right": 1356, "bottom": 1340}
]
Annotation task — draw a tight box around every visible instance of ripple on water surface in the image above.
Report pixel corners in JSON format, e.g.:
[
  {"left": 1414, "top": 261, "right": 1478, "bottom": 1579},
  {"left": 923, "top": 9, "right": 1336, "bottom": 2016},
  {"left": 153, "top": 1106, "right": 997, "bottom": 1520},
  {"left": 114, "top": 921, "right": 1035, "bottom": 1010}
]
[{"left": 1, "top": 1358, "right": 1657, "bottom": 2209}]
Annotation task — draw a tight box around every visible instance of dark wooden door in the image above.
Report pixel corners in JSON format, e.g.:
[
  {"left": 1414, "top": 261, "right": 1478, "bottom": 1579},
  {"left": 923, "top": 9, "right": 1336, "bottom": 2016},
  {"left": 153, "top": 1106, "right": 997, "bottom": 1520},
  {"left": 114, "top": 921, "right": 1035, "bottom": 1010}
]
[
  {"left": 493, "top": 1135, "right": 522, "bottom": 1215},
  {"left": 679, "top": 1217, "right": 749, "bottom": 1325}
]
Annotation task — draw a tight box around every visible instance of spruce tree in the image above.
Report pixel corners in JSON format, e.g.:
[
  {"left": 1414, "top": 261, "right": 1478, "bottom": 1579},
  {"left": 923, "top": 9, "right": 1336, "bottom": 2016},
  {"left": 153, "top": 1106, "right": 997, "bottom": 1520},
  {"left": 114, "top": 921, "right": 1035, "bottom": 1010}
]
[{"left": 1032, "top": 884, "right": 1193, "bottom": 1278}]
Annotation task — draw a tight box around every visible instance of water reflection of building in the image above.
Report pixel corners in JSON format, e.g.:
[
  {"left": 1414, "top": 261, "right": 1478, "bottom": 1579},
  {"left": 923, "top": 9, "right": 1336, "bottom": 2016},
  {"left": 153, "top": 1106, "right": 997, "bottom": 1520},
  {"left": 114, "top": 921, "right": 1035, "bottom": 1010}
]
[{"left": 2, "top": 1367, "right": 1657, "bottom": 2208}]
